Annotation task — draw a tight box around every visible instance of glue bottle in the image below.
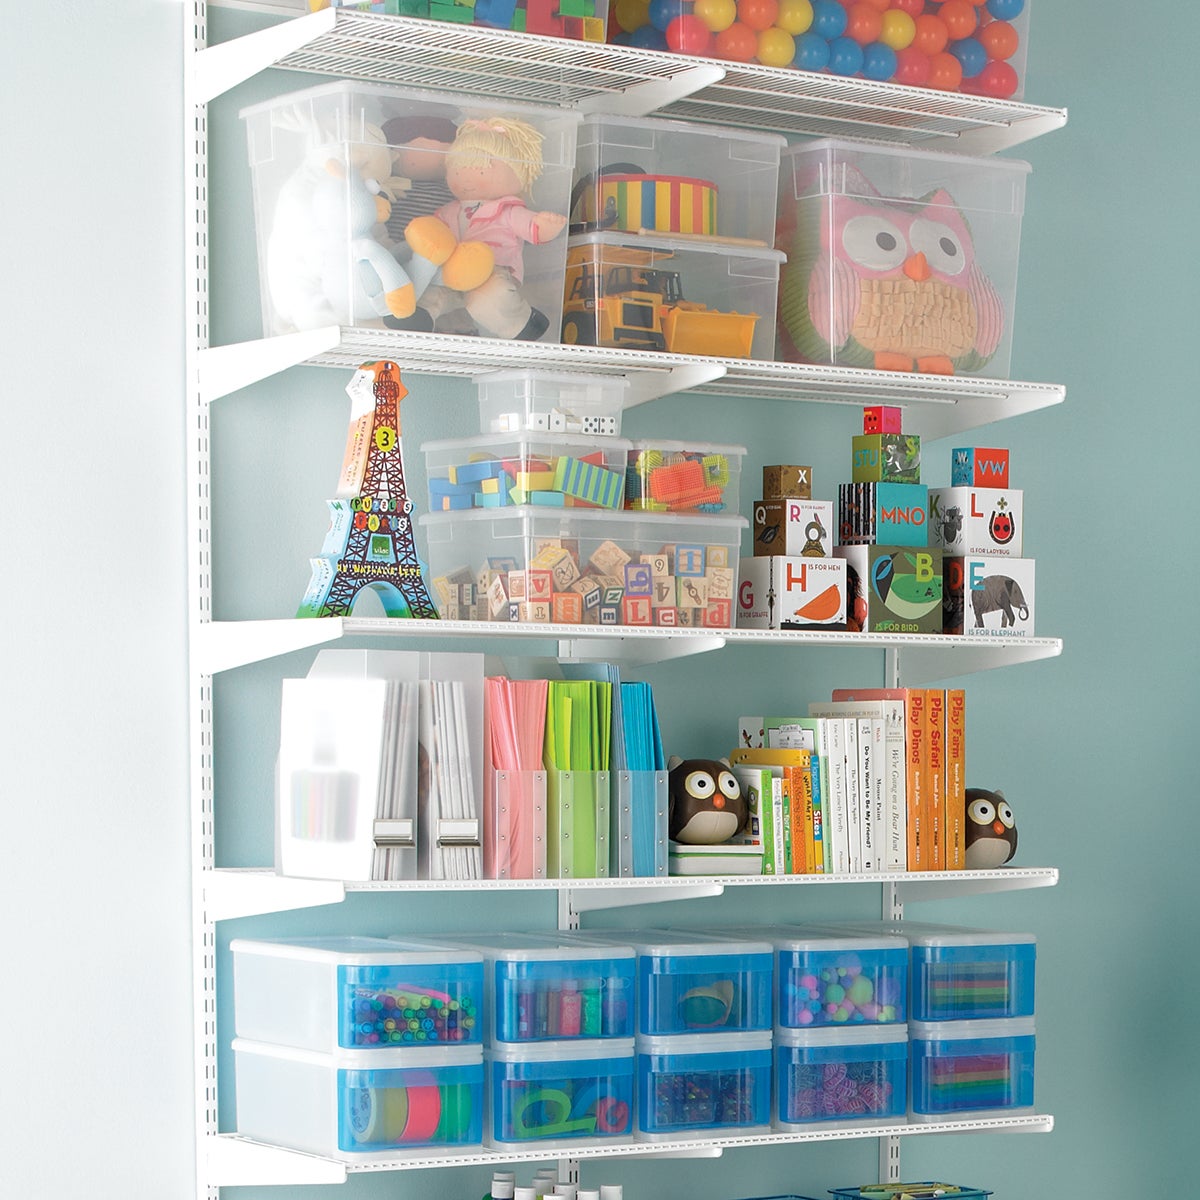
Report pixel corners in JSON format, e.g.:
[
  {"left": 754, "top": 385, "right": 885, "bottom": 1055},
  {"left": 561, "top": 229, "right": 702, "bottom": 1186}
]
[
  {"left": 600, "top": 1184, "right": 623, "bottom": 1200},
  {"left": 485, "top": 1173, "right": 516, "bottom": 1200},
  {"left": 554, "top": 1184, "right": 579, "bottom": 1200}
]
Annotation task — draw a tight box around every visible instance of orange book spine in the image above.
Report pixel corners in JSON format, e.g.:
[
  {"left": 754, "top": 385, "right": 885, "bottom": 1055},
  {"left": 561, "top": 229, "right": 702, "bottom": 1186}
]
[
  {"left": 905, "top": 690, "right": 926, "bottom": 870},
  {"left": 785, "top": 758, "right": 815, "bottom": 873},
  {"left": 925, "top": 689, "right": 946, "bottom": 871},
  {"left": 946, "top": 689, "right": 967, "bottom": 870}
]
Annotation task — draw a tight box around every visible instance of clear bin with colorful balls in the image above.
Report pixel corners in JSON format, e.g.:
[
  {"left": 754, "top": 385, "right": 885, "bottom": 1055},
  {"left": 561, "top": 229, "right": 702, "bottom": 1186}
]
[
  {"left": 626, "top": 440, "right": 745, "bottom": 516},
  {"left": 230, "top": 936, "right": 485, "bottom": 1053},
  {"left": 776, "top": 139, "right": 1029, "bottom": 379},
  {"left": 764, "top": 926, "right": 908, "bottom": 1029},
  {"left": 774, "top": 1024, "right": 907, "bottom": 1126},
  {"left": 608, "top": 0, "right": 1029, "bottom": 99},
  {"left": 232, "top": 1037, "right": 484, "bottom": 1158}
]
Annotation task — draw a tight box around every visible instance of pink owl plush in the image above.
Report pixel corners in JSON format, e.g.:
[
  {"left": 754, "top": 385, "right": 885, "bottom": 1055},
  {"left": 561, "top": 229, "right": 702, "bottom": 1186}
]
[{"left": 778, "top": 170, "right": 1004, "bottom": 376}]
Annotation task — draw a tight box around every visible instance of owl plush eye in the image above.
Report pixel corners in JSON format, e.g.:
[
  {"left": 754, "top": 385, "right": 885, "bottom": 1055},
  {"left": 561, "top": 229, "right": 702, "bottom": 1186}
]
[
  {"left": 909, "top": 218, "right": 967, "bottom": 277},
  {"left": 968, "top": 797, "right": 996, "bottom": 824},
  {"left": 996, "top": 800, "right": 1015, "bottom": 828},
  {"left": 717, "top": 771, "right": 740, "bottom": 800},
  {"left": 842, "top": 214, "right": 909, "bottom": 271},
  {"left": 684, "top": 770, "right": 716, "bottom": 799}
]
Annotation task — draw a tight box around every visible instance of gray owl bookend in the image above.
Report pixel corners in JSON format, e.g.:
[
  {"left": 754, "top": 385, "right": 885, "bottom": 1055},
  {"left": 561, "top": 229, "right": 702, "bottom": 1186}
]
[
  {"left": 667, "top": 756, "right": 748, "bottom": 845},
  {"left": 964, "top": 787, "right": 1018, "bottom": 868}
]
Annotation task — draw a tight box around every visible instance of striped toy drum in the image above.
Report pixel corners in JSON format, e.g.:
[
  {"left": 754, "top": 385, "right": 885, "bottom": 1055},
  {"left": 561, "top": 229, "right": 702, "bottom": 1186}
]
[{"left": 581, "top": 173, "right": 718, "bottom": 236}]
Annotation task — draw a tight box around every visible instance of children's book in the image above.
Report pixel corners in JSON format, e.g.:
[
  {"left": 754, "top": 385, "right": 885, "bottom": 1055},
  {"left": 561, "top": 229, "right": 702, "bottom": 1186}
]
[
  {"left": 732, "top": 764, "right": 777, "bottom": 875},
  {"left": 925, "top": 689, "right": 946, "bottom": 871},
  {"left": 946, "top": 688, "right": 967, "bottom": 870},
  {"left": 729, "top": 747, "right": 814, "bottom": 873}
]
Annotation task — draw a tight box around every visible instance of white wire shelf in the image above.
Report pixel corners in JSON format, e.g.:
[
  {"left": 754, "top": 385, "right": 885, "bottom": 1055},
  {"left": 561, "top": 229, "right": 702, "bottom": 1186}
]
[
  {"left": 204, "top": 865, "right": 1059, "bottom": 922},
  {"left": 209, "top": 1113, "right": 1054, "bottom": 1184},
  {"left": 199, "top": 329, "right": 1065, "bottom": 440},
  {"left": 198, "top": 7, "right": 1066, "bottom": 153}
]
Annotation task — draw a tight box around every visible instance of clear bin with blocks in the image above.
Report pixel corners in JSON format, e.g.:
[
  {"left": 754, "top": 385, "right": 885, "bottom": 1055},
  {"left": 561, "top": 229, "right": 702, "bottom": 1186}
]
[
  {"left": 571, "top": 114, "right": 785, "bottom": 247},
  {"left": 475, "top": 369, "right": 628, "bottom": 436},
  {"left": 241, "top": 81, "right": 579, "bottom": 342},
  {"left": 423, "top": 432, "right": 631, "bottom": 513},
  {"left": 776, "top": 140, "right": 1029, "bottom": 380},
  {"left": 626, "top": 440, "right": 745, "bottom": 516},
  {"left": 420, "top": 507, "right": 745, "bottom": 628},
  {"left": 231, "top": 936, "right": 484, "bottom": 1053}
]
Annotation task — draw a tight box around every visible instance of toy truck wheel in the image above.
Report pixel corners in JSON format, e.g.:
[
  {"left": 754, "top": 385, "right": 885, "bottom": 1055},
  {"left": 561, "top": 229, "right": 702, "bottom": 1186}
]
[{"left": 562, "top": 313, "right": 598, "bottom": 346}]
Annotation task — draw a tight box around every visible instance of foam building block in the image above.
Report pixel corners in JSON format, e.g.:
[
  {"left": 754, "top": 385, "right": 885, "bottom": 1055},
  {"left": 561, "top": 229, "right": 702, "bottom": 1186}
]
[
  {"left": 943, "top": 555, "right": 1036, "bottom": 638},
  {"left": 928, "top": 487, "right": 1023, "bottom": 558},
  {"left": 737, "top": 555, "right": 847, "bottom": 630},
  {"left": 951, "top": 446, "right": 1010, "bottom": 489},
  {"left": 835, "top": 544, "right": 944, "bottom": 634},
  {"left": 752, "top": 498, "right": 835, "bottom": 557}
]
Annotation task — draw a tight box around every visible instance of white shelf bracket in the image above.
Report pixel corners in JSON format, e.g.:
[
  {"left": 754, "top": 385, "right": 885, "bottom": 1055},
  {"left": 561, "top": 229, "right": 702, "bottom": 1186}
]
[
  {"left": 574, "top": 64, "right": 726, "bottom": 118},
  {"left": 567, "top": 882, "right": 725, "bottom": 913},
  {"left": 623, "top": 361, "right": 729, "bottom": 407},
  {"left": 198, "top": 328, "right": 344, "bottom": 403},
  {"left": 193, "top": 618, "right": 348, "bottom": 676},
  {"left": 191, "top": 8, "right": 337, "bottom": 104},
  {"left": 204, "top": 869, "right": 346, "bottom": 923},
  {"left": 557, "top": 635, "right": 725, "bottom": 666},
  {"left": 207, "top": 1135, "right": 347, "bottom": 1188}
]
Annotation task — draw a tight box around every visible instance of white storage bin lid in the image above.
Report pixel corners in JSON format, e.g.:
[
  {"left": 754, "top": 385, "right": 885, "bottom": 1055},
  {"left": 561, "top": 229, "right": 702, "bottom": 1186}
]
[
  {"left": 775, "top": 1023, "right": 908, "bottom": 1048},
  {"left": 570, "top": 229, "right": 785, "bottom": 264},
  {"left": 909, "top": 1017, "right": 1035, "bottom": 1041},
  {"left": 410, "top": 930, "right": 635, "bottom": 964},
  {"left": 232, "top": 1036, "right": 484, "bottom": 1068},
  {"left": 475, "top": 369, "right": 630, "bottom": 393},
  {"left": 486, "top": 1037, "right": 635, "bottom": 1063},
  {"left": 904, "top": 926, "right": 1036, "bottom": 949},
  {"left": 422, "top": 431, "right": 633, "bottom": 455},
  {"left": 630, "top": 439, "right": 747, "bottom": 457},
  {"left": 725, "top": 924, "right": 908, "bottom": 952},
  {"left": 579, "top": 110, "right": 786, "bottom": 149},
  {"left": 781, "top": 136, "right": 1031, "bottom": 178},
  {"left": 230, "top": 935, "right": 482, "bottom": 967},
  {"left": 636, "top": 1030, "right": 773, "bottom": 1054},
  {"left": 567, "top": 928, "right": 773, "bottom": 958}
]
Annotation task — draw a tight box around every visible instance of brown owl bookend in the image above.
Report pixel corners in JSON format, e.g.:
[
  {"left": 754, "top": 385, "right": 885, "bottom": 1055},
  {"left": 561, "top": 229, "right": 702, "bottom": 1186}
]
[
  {"left": 964, "top": 787, "right": 1018, "bottom": 868},
  {"left": 667, "top": 756, "right": 749, "bottom": 845}
]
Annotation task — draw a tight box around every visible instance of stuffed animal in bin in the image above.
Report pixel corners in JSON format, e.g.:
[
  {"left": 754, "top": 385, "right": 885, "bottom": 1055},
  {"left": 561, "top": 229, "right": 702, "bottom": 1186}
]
[
  {"left": 668, "top": 756, "right": 748, "bottom": 845},
  {"left": 964, "top": 787, "right": 1018, "bottom": 868}
]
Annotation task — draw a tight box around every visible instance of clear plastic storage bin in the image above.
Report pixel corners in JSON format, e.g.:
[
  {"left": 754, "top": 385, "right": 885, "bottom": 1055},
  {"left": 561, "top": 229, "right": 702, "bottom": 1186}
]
[
  {"left": 485, "top": 1038, "right": 635, "bottom": 1143},
  {"left": 776, "top": 140, "right": 1029, "bottom": 380},
  {"left": 774, "top": 1025, "right": 907, "bottom": 1127},
  {"left": 572, "top": 114, "right": 785, "bottom": 247},
  {"left": 475, "top": 369, "right": 629, "bottom": 437},
  {"left": 423, "top": 432, "right": 631, "bottom": 513},
  {"left": 231, "top": 936, "right": 484, "bottom": 1052},
  {"left": 626, "top": 440, "right": 745, "bottom": 516},
  {"left": 909, "top": 1017, "right": 1036, "bottom": 1119},
  {"left": 421, "top": 506, "right": 745, "bottom": 628},
  {"left": 909, "top": 928, "right": 1036, "bottom": 1022},
  {"left": 636, "top": 1031, "right": 772, "bottom": 1138},
  {"left": 241, "top": 81, "right": 579, "bottom": 342},
  {"left": 326, "top": 0, "right": 611, "bottom": 42},
  {"left": 562, "top": 233, "right": 783, "bottom": 360},
  {"left": 232, "top": 1038, "right": 484, "bottom": 1158}
]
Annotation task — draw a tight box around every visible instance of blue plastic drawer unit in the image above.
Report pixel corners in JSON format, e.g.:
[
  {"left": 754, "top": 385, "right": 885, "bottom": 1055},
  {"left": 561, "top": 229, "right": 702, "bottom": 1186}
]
[
  {"left": 774, "top": 1025, "right": 907, "bottom": 1127},
  {"left": 908, "top": 928, "right": 1036, "bottom": 1022},
  {"left": 909, "top": 1017, "right": 1036, "bottom": 1118},
  {"left": 636, "top": 1032, "right": 772, "bottom": 1138},
  {"left": 435, "top": 932, "right": 636, "bottom": 1043},
  {"left": 232, "top": 1039, "right": 484, "bottom": 1159},
  {"left": 621, "top": 930, "right": 774, "bottom": 1035},
  {"left": 486, "top": 1039, "right": 635, "bottom": 1144},
  {"left": 231, "top": 936, "right": 484, "bottom": 1053}
]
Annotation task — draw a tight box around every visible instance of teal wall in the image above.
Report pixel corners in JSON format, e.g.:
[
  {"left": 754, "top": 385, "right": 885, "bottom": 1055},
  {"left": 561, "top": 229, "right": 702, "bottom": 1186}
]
[{"left": 4, "top": 2, "right": 1199, "bottom": 1198}]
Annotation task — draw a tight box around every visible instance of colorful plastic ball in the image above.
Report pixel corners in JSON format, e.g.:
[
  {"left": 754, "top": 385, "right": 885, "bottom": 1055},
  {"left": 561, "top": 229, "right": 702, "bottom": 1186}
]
[
  {"left": 985, "top": 0, "right": 1023, "bottom": 17},
  {"left": 715, "top": 19, "right": 760, "bottom": 58},
  {"left": 978, "top": 17, "right": 1018, "bottom": 59},
  {"left": 757, "top": 24, "right": 797, "bottom": 64},
  {"left": 890, "top": 0, "right": 923, "bottom": 13},
  {"left": 794, "top": 29, "right": 832, "bottom": 69},
  {"left": 648, "top": 0, "right": 687, "bottom": 32},
  {"left": 844, "top": 2, "right": 882, "bottom": 45},
  {"left": 826, "top": 34, "right": 863, "bottom": 74},
  {"left": 858, "top": 0, "right": 890, "bottom": 10},
  {"left": 695, "top": 0, "right": 738, "bottom": 30},
  {"left": 614, "top": 0, "right": 651, "bottom": 32},
  {"left": 809, "top": 0, "right": 847, "bottom": 39},
  {"left": 776, "top": 0, "right": 814, "bottom": 34},
  {"left": 948, "top": 35, "right": 985, "bottom": 77},
  {"left": 973, "top": 57, "right": 1018, "bottom": 96},
  {"left": 668, "top": 13, "right": 716, "bottom": 51},
  {"left": 878, "top": 9, "right": 914, "bottom": 50},
  {"left": 738, "top": 0, "right": 780, "bottom": 32},
  {"left": 893, "top": 45, "right": 931, "bottom": 85},
  {"left": 928, "top": 48, "right": 964, "bottom": 89},
  {"left": 861, "top": 39, "right": 897, "bottom": 79},
  {"left": 910, "top": 12, "right": 948, "bottom": 55},
  {"left": 630, "top": 22, "right": 669, "bottom": 47},
  {"left": 938, "top": 0, "right": 977, "bottom": 39}
]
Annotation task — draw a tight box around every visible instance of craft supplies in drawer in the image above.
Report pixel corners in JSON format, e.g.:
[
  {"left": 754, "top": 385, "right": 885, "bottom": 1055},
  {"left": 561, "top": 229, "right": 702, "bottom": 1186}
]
[
  {"left": 485, "top": 1038, "right": 635, "bottom": 1144},
  {"left": 475, "top": 369, "right": 628, "bottom": 437},
  {"left": 776, "top": 139, "right": 1029, "bottom": 379},
  {"left": 909, "top": 1017, "right": 1036, "bottom": 1118},
  {"left": 438, "top": 931, "right": 636, "bottom": 1043},
  {"left": 421, "top": 507, "right": 745, "bottom": 629},
  {"left": 232, "top": 1039, "right": 483, "bottom": 1159},
  {"left": 423, "top": 432, "right": 631, "bottom": 513},
  {"left": 625, "top": 440, "right": 745, "bottom": 516},
  {"left": 909, "top": 928, "right": 1035, "bottom": 1022},
  {"left": 572, "top": 113, "right": 784, "bottom": 246},
  {"left": 830, "top": 1186, "right": 992, "bottom": 1200},
  {"left": 636, "top": 1031, "right": 772, "bottom": 1138},
  {"left": 774, "top": 1025, "right": 907, "bottom": 1127},
  {"left": 231, "top": 936, "right": 484, "bottom": 1052}
]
